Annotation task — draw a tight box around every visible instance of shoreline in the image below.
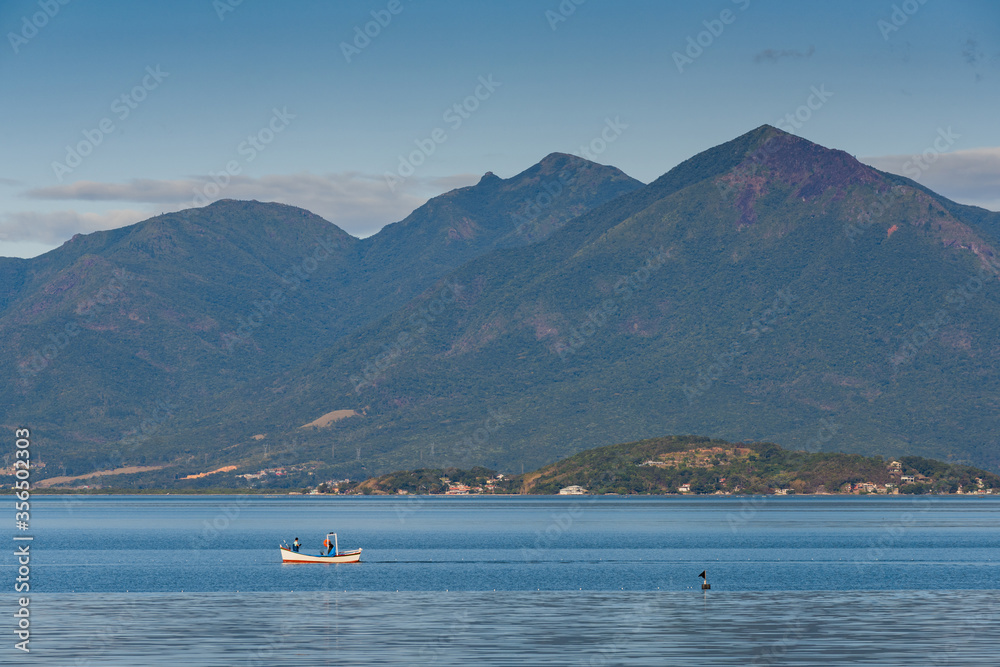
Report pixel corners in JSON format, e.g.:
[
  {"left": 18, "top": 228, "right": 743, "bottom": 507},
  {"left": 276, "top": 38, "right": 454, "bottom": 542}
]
[{"left": 8, "top": 490, "right": 996, "bottom": 498}]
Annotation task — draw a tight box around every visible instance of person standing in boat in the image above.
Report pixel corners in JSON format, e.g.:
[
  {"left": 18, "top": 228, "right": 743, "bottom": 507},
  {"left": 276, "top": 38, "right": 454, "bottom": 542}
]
[
  {"left": 292, "top": 537, "right": 300, "bottom": 553},
  {"left": 323, "top": 536, "right": 333, "bottom": 555}
]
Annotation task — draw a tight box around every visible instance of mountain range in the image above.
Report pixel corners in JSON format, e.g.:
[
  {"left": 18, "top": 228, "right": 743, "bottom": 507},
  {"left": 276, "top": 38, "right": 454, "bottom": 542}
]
[{"left": 4, "top": 125, "right": 1000, "bottom": 486}]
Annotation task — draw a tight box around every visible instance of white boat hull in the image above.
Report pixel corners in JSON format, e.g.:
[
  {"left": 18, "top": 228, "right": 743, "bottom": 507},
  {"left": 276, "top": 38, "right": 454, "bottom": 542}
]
[{"left": 279, "top": 546, "right": 362, "bottom": 563}]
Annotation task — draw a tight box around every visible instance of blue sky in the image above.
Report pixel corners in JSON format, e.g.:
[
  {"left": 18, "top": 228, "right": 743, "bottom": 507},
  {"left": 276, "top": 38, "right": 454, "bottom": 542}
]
[{"left": 2, "top": 0, "right": 998, "bottom": 258}]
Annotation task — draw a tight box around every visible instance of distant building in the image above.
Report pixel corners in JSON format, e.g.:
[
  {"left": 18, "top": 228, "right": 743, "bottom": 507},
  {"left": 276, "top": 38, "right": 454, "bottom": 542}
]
[
  {"left": 559, "top": 485, "right": 588, "bottom": 495},
  {"left": 888, "top": 460, "right": 902, "bottom": 473},
  {"left": 677, "top": 483, "right": 691, "bottom": 493},
  {"left": 901, "top": 475, "right": 916, "bottom": 483}
]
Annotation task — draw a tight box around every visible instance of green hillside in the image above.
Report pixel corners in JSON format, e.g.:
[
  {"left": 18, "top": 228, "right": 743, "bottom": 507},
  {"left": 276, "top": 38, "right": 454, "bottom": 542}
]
[
  {"left": 513, "top": 435, "right": 1000, "bottom": 495},
  {"left": 257, "top": 435, "right": 1000, "bottom": 496},
  {"left": 6, "top": 126, "right": 1000, "bottom": 485},
  {"left": 194, "top": 125, "right": 1000, "bottom": 479},
  {"left": 2, "top": 157, "right": 640, "bottom": 476}
]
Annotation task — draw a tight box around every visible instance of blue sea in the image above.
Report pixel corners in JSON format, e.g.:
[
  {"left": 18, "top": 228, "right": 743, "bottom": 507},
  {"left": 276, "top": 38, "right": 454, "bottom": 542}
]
[{"left": 4, "top": 495, "right": 998, "bottom": 664}]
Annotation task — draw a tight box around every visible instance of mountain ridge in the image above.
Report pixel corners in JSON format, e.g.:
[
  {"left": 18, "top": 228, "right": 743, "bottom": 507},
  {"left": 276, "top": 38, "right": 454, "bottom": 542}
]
[
  {"left": 1, "top": 154, "right": 643, "bottom": 476},
  {"left": 197, "top": 125, "right": 1000, "bottom": 479},
  {"left": 5, "top": 126, "right": 1000, "bottom": 484}
]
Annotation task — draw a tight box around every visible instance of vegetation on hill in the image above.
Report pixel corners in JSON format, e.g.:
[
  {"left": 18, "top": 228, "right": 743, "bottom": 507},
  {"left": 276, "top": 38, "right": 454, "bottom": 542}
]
[
  {"left": 2, "top": 158, "right": 640, "bottom": 477},
  {"left": 208, "top": 125, "right": 1000, "bottom": 479},
  {"left": 328, "top": 436, "right": 1000, "bottom": 496},
  {"left": 7, "top": 127, "right": 1000, "bottom": 483}
]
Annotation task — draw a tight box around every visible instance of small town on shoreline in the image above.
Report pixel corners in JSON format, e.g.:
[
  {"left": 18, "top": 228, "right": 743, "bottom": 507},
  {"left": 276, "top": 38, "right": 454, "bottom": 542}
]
[
  {"left": 300, "top": 456, "right": 997, "bottom": 497},
  {"left": 6, "top": 436, "right": 999, "bottom": 496}
]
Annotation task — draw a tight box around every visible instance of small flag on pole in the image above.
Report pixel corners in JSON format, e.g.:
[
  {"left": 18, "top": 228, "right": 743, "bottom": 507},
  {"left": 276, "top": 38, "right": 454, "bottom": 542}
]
[{"left": 699, "top": 571, "right": 706, "bottom": 579}]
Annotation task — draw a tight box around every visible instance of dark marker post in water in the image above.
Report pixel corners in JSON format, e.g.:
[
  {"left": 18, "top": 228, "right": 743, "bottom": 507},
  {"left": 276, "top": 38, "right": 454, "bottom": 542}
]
[{"left": 700, "top": 570, "right": 710, "bottom": 590}]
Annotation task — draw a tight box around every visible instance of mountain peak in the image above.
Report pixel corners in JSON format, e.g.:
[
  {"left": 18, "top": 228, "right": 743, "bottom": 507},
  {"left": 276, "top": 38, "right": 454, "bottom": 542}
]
[{"left": 478, "top": 171, "right": 502, "bottom": 186}]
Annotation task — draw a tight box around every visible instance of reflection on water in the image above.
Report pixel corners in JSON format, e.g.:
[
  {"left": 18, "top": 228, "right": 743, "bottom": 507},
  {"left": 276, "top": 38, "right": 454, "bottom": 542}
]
[{"left": 29, "top": 591, "right": 999, "bottom": 666}]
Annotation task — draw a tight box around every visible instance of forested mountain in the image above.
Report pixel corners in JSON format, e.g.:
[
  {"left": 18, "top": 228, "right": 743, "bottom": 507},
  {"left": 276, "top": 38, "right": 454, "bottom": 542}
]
[{"left": 5, "top": 126, "right": 1000, "bottom": 486}]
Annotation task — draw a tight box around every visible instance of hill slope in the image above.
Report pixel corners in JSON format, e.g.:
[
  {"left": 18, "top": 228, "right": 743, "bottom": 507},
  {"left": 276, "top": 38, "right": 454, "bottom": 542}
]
[
  {"left": 2, "top": 157, "right": 641, "bottom": 474},
  {"left": 346, "top": 434, "right": 1000, "bottom": 496},
  {"left": 195, "top": 125, "right": 1000, "bottom": 479}
]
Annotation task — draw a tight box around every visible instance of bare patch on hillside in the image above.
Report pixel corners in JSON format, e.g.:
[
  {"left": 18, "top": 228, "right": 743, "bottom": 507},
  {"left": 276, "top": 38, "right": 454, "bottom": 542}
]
[
  {"left": 36, "top": 465, "right": 165, "bottom": 488},
  {"left": 182, "top": 465, "right": 237, "bottom": 480},
  {"left": 300, "top": 409, "right": 359, "bottom": 429}
]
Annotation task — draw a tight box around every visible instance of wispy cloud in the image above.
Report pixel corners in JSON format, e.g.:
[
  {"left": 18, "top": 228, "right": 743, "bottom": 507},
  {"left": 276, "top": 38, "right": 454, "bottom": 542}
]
[
  {"left": 21, "top": 171, "right": 480, "bottom": 241},
  {"left": 753, "top": 46, "right": 815, "bottom": 64},
  {"left": 27, "top": 179, "right": 197, "bottom": 203},
  {"left": 0, "top": 209, "right": 149, "bottom": 244},
  {"left": 862, "top": 147, "right": 1000, "bottom": 211},
  {"left": 0, "top": 178, "right": 23, "bottom": 187}
]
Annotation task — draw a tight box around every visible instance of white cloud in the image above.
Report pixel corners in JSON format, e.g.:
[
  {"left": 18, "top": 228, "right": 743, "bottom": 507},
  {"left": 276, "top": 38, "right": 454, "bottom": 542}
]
[
  {"left": 0, "top": 209, "right": 149, "bottom": 245},
  {"left": 26, "top": 179, "right": 196, "bottom": 203},
  {"left": 862, "top": 147, "right": 1000, "bottom": 212},
  {"left": 22, "top": 171, "right": 481, "bottom": 240}
]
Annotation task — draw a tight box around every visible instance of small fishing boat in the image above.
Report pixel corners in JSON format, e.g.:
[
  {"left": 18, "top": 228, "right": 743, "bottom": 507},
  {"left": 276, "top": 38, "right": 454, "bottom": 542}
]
[{"left": 279, "top": 532, "right": 362, "bottom": 563}]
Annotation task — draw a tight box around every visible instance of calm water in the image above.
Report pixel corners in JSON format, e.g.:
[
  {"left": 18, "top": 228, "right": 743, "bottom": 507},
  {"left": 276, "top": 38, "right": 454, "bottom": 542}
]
[{"left": 4, "top": 495, "right": 999, "bottom": 664}]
